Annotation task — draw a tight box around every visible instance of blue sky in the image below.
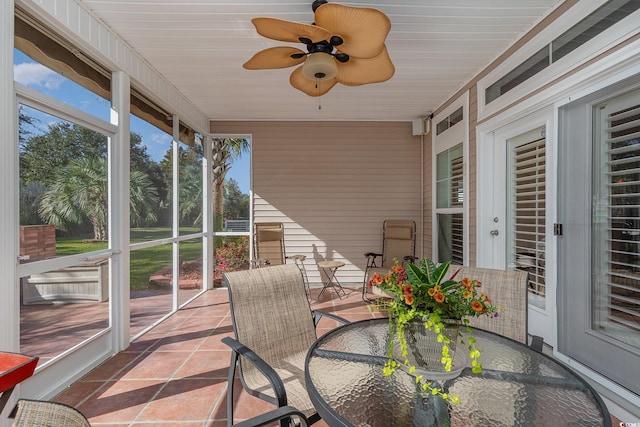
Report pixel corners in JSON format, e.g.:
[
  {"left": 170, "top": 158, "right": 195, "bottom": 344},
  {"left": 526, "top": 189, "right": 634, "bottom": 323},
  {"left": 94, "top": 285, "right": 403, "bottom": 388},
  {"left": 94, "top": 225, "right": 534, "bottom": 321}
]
[{"left": 13, "top": 49, "right": 250, "bottom": 194}]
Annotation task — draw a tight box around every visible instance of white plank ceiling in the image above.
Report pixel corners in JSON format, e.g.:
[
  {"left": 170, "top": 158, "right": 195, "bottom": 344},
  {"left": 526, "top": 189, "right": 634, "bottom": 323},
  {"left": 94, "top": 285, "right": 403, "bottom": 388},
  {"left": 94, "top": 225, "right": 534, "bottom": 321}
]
[{"left": 78, "top": 0, "right": 563, "bottom": 122}]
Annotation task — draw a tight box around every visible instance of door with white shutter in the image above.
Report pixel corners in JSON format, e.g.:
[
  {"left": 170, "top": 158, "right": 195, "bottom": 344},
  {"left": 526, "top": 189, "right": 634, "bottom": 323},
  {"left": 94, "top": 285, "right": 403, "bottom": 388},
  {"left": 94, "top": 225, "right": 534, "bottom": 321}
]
[
  {"left": 486, "top": 108, "right": 556, "bottom": 342},
  {"left": 507, "top": 129, "right": 548, "bottom": 312}
]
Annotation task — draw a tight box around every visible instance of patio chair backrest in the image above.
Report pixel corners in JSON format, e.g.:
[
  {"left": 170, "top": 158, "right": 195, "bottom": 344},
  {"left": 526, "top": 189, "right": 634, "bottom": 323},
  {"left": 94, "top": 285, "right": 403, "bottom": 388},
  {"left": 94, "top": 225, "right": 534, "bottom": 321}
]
[
  {"left": 254, "top": 222, "right": 286, "bottom": 266},
  {"left": 382, "top": 220, "right": 416, "bottom": 267},
  {"left": 224, "top": 264, "right": 317, "bottom": 372},
  {"left": 446, "top": 265, "right": 529, "bottom": 343},
  {"left": 12, "top": 399, "right": 90, "bottom": 427}
]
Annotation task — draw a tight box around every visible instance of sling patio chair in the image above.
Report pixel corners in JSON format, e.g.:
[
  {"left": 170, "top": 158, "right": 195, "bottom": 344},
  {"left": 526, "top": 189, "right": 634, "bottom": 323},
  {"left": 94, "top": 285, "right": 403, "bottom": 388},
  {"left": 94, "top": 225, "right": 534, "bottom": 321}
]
[
  {"left": 232, "top": 406, "right": 310, "bottom": 427},
  {"left": 10, "top": 399, "right": 90, "bottom": 427},
  {"left": 253, "top": 222, "right": 309, "bottom": 293},
  {"left": 445, "top": 265, "right": 529, "bottom": 344},
  {"left": 221, "top": 264, "right": 349, "bottom": 427},
  {"left": 10, "top": 399, "right": 309, "bottom": 427},
  {"left": 362, "top": 219, "right": 417, "bottom": 303}
]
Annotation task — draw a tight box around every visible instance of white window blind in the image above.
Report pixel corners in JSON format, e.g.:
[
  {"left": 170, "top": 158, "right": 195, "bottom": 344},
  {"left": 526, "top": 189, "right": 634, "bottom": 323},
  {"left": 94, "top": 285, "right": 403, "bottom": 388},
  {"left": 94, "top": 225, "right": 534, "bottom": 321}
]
[
  {"left": 450, "top": 154, "right": 464, "bottom": 207},
  {"left": 437, "top": 213, "right": 463, "bottom": 265},
  {"left": 436, "top": 143, "right": 464, "bottom": 264},
  {"left": 602, "top": 103, "right": 640, "bottom": 335},
  {"left": 450, "top": 213, "right": 464, "bottom": 264},
  {"left": 511, "top": 137, "right": 546, "bottom": 303}
]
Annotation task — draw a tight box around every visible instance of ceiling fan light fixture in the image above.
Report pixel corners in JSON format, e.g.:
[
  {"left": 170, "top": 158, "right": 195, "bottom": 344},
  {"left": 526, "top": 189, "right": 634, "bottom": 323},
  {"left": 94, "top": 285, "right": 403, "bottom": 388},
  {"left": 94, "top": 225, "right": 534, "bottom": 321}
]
[
  {"left": 246, "top": 1, "right": 394, "bottom": 96},
  {"left": 302, "top": 52, "right": 337, "bottom": 81}
]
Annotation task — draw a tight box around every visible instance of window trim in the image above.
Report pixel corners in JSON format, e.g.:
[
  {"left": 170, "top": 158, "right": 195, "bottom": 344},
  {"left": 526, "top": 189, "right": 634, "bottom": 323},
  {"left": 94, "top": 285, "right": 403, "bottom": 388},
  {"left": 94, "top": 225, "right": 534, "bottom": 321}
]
[
  {"left": 432, "top": 94, "right": 469, "bottom": 264},
  {"left": 477, "top": 0, "right": 640, "bottom": 120}
]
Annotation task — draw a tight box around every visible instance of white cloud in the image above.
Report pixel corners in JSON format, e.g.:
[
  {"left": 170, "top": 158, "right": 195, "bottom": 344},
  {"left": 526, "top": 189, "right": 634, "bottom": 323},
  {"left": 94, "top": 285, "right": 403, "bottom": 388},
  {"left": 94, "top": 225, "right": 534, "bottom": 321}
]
[
  {"left": 150, "top": 132, "right": 172, "bottom": 146},
  {"left": 14, "top": 62, "right": 64, "bottom": 90}
]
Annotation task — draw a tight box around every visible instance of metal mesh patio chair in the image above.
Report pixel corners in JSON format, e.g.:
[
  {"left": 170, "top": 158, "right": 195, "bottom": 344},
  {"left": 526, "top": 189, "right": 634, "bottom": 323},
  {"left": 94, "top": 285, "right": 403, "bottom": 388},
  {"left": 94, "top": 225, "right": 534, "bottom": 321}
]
[
  {"left": 253, "top": 222, "right": 309, "bottom": 293},
  {"left": 221, "top": 264, "right": 349, "bottom": 427},
  {"left": 445, "top": 265, "right": 529, "bottom": 343},
  {"left": 362, "top": 219, "right": 417, "bottom": 303},
  {"left": 11, "top": 399, "right": 90, "bottom": 427},
  {"left": 234, "top": 406, "right": 310, "bottom": 427}
]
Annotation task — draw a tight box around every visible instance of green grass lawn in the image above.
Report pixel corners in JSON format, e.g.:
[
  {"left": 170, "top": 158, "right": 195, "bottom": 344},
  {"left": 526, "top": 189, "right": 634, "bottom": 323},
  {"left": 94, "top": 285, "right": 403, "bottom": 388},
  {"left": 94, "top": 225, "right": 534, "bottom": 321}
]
[{"left": 56, "top": 227, "right": 203, "bottom": 290}]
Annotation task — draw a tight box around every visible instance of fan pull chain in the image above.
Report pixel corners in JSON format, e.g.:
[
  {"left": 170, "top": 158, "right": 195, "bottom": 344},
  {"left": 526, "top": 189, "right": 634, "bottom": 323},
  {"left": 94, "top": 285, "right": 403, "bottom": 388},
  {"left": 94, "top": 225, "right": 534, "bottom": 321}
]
[{"left": 316, "top": 80, "right": 322, "bottom": 110}]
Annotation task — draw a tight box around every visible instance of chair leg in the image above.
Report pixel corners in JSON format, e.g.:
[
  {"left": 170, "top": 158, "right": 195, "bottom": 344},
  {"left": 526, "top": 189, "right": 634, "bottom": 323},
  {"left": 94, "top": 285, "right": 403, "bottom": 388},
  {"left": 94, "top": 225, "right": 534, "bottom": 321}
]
[
  {"left": 227, "top": 352, "right": 239, "bottom": 427},
  {"left": 362, "top": 268, "right": 374, "bottom": 303},
  {"left": 530, "top": 335, "right": 544, "bottom": 353}
]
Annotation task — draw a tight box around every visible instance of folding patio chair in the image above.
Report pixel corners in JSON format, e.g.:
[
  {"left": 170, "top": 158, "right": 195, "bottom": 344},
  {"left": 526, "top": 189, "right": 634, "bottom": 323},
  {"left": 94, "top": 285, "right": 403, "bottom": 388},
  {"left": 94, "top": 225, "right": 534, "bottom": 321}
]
[
  {"left": 221, "top": 264, "right": 349, "bottom": 427},
  {"left": 362, "top": 219, "right": 417, "bottom": 303},
  {"left": 253, "top": 222, "right": 309, "bottom": 292}
]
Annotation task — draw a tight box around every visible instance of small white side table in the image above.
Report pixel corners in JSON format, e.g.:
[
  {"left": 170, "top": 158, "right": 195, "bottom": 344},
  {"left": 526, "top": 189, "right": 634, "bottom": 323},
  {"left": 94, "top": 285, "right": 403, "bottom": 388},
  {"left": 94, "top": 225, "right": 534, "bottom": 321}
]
[{"left": 317, "top": 260, "right": 346, "bottom": 299}]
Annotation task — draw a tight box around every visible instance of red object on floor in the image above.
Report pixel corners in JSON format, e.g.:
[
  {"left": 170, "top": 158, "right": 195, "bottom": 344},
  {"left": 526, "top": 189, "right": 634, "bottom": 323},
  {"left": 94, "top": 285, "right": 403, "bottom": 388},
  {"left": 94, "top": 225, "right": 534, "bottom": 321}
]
[{"left": 0, "top": 352, "right": 38, "bottom": 393}]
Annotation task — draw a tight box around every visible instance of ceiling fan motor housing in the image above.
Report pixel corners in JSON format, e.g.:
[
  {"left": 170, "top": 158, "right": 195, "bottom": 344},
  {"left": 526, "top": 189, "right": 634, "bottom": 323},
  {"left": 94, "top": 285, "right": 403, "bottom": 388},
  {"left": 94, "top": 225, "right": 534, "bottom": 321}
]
[
  {"left": 312, "top": 0, "right": 329, "bottom": 13},
  {"left": 302, "top": 52, "right": 337, "bottom": 80}
]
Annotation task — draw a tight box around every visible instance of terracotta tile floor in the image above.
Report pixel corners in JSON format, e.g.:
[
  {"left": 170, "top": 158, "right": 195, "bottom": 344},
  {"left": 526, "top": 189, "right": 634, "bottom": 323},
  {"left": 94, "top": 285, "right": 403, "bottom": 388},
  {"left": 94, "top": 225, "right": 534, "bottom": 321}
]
[
  {"left": 52, "top": 284, "right": 384, "bottom": 426},
  {"left": 21, "top": 288, "right": 201, "bottom": 365}
]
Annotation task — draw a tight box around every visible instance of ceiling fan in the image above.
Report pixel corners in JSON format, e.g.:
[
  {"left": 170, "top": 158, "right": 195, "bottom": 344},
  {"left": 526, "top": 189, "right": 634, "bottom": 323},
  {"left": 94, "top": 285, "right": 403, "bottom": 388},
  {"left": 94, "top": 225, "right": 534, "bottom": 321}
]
[{"left": 243, "top": 0, "right": 394, "bottom": 97}]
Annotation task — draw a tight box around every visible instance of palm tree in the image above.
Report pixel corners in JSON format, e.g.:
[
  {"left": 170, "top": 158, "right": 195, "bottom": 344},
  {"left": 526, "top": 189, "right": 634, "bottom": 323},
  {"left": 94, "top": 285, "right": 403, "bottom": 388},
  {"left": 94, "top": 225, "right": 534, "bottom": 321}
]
[
  {"left": 129, "top": 170, "right": 160, "bottom": 228},
  {"left": 211, "top": 137, "right": 250, "bottom": 231},
  {"left": 179, "top": 162, "right": 203, "bottom": 226},
  {"left": 39, "top": 157, "right": 159, "bottom": 240}
]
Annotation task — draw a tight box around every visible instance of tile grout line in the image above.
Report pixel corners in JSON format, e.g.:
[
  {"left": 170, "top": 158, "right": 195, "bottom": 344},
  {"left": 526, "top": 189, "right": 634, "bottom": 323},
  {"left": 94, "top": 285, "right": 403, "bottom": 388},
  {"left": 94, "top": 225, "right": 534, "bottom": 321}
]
[
  {"left": 127, "top": 301, "right": 230, "bottom": 426},
  {"left": 135, "top": 297, "right": 232, "bottom": 425}
]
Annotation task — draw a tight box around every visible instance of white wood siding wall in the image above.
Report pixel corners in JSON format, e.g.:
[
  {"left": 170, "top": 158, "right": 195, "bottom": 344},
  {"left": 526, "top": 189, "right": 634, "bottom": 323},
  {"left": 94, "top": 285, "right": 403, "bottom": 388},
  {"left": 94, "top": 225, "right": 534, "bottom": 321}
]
[{"left": 211, "top": 121, "right": 422, "bottom": 285}]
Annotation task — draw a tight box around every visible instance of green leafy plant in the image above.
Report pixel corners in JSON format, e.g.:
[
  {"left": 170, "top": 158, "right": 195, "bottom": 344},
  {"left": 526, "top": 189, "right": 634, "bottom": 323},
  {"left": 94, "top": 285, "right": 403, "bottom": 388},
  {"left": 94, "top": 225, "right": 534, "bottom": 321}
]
[{"left": 370, "top": 258, "right": 499, "bottom": 403}]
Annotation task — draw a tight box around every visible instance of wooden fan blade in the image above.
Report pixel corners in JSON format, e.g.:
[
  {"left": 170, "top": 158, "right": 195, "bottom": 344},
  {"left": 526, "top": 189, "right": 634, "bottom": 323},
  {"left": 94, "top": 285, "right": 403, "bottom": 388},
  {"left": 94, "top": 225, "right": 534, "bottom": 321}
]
[
  {"left": 243, "top": 47, "right": 307, "bottom": 70},
  {"left": 290, "top": 66, "right": 337, "bottom": 97},
  {"left": 335, "top": 45, "right": 395, "bottom": 86},
  {"left": 251, "top": 17, "right": 330, "bottom": 43},
  {"left": 314, "top": 3, "right": 391, "bottom": 59}
]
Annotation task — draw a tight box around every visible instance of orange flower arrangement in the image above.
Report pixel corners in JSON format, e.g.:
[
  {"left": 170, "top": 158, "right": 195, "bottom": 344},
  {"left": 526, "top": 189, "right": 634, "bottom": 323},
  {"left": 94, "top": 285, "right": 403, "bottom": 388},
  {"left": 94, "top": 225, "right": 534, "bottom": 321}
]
[
  {"left": 371, "top": 258, "right": 499, "bottom": 403},
  {"left": 372, "top": 259, "right": 497, "bottom": 321}
]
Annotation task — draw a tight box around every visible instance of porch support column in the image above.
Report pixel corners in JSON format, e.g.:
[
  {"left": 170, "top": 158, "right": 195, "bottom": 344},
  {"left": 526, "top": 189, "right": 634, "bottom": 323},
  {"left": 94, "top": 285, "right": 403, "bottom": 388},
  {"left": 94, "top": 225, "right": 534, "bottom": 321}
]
[
  {"left": 110, "top": 70, "right": 131, "bottom": 351},
  {"left": 172, "top": 115, "right": 180, "bottom": 310},
  {"left": 203, "top": 135, "right": 214, "bottom": 290},
  {"left": 0, "top": 0, "right": 19, "bottom": 423},
  {"left": 0, "top": 0, "right": 18, "bottom": 353}
]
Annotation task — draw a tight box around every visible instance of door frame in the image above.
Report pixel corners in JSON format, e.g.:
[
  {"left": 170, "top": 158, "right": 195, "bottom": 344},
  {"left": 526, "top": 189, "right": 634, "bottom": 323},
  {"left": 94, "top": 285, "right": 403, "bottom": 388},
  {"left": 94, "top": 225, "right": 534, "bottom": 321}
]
[
  {"left": 473, "top": 39, "right": 640, "bottom": 418},
  {"left": 476, "top": 107, "right": 558, "bottom": 347},
  {"left": 556, "top": 80, "right": 640, "bottom": 409}
]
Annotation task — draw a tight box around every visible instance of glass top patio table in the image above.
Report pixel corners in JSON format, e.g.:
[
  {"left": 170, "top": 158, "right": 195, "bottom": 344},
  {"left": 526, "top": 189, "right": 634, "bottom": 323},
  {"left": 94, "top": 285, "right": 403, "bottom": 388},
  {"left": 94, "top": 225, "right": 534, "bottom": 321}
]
[{"left": 305, "top": 318, "right": 611, "bottom": 427}]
